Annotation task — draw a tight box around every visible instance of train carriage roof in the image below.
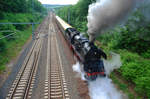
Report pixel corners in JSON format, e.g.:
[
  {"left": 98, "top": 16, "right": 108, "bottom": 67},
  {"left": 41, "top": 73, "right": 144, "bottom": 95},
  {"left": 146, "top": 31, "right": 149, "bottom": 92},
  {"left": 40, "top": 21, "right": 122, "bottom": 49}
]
[{"left": 56, "top": 16, "right": 72, "bottom": 30}]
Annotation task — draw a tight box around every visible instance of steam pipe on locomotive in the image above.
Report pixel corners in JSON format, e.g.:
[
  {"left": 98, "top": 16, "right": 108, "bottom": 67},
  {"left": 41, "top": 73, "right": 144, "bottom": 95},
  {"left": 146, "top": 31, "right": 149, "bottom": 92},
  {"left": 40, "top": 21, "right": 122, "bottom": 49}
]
[{"left": 56, "top": 16, "right": 107, "bottom": 81}]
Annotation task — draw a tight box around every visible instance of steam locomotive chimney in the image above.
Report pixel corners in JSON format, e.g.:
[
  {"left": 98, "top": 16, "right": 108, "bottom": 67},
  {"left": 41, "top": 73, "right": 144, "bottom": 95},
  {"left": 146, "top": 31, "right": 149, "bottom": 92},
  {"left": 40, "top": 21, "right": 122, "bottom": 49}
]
[{"left": 89, "top": 33, "right": 96, "bottom": 43}]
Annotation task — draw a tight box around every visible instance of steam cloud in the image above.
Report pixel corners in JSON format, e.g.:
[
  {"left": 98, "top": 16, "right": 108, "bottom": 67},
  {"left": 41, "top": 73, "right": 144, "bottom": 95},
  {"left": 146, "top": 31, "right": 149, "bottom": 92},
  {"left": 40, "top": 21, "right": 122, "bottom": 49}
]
[
  {"left": 88, "top": 77, "right": 122, "bottom": 99},
  {"left": 72, "top": 53, "right": 125, "bottom": 99},
  {"left": 103, "top": 52, "right": 122, "bottom": 75},
  {"left": 72, "top": 62, "right": 86, "bottom": 80},
  {"left": 87, "top": 0, "right": 136, "bottom": 42}
]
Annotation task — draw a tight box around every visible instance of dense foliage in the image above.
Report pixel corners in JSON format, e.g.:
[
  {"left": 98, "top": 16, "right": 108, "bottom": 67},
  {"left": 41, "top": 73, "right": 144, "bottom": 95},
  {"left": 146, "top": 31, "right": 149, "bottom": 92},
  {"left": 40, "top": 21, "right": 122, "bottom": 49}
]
[
  {"left": 57, "top": 0, "right": 96, "bottom": 32},
  {"left": 117, "top": 50, "right": 150, "bottom": 97},
  {"left": 57, "top": 0, "right": 150, "bottom": 98},
  {"left": 0, "top": 0, "right": 45, "bottom": 14},
  {"left": 98, "top": 9, "right": 150, "bottom": 58},
  {"left": 0, "top": 0, "right": 46, "bottom": 72}
]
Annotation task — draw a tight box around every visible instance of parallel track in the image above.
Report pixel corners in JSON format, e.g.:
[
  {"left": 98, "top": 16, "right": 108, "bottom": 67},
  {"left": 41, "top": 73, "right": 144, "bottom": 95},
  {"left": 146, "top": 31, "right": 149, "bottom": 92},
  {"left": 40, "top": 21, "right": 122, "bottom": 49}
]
[
  {"left": 44, "top": 14, "right": 70, "bottom": 99},
  {"left": 6, "top": 13, "right": 71, "bottom": 99},
  {"left": 5, "top": 17, "right": 48, "bottom": 99},
  {"left": 6, "top": 37, "right": 42, "bottom": 99}
]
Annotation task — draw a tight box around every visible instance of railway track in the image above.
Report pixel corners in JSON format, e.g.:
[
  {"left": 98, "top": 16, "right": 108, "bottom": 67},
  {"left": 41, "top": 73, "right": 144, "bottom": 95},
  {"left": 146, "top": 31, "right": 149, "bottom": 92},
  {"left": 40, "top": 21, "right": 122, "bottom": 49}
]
[
  {"left": 6, "top": 34, "right": 42, "bottom": 99},
  {"left": 5, "top": 16, "right": 48, "bottom": 99},
  {"left": 6, "top": 13, "right": 71, "bottom": 99},
  {"left": 44, "top": 14, "right": 70, "bottom": 99}
]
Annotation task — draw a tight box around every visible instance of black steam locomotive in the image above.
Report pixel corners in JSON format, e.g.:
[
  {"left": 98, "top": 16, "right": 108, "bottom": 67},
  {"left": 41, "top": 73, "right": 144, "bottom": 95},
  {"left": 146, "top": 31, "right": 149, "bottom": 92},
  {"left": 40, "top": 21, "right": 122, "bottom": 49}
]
[{"left": 56, "top": 16, "right": 107, "bottom": 80}]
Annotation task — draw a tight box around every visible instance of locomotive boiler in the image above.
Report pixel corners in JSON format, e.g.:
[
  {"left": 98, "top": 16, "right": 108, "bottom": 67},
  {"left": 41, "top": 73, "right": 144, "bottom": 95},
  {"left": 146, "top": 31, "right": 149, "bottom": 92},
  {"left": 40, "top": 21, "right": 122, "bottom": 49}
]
[{"left": 55, "top": 16, "right": 107, "bottom": 80}]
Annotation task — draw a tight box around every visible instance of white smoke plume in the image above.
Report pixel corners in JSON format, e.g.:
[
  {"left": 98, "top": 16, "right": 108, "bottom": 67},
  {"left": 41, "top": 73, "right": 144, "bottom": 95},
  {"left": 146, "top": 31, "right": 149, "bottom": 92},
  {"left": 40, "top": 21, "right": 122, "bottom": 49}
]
[
  {"left": 72, "top": 62, "right": 86, "bottom": 80},
  {"left": 103, "top": 52, "right": 122, "bottom": 75},
  {"left": 88, "top": 77, "right": 122, "bottom": 99},
  {"left": 72, "top": 52, "right": 124, "bottom": 99},
  {"left": 87, "top": 0, "right": 136, "bottom": 42}
]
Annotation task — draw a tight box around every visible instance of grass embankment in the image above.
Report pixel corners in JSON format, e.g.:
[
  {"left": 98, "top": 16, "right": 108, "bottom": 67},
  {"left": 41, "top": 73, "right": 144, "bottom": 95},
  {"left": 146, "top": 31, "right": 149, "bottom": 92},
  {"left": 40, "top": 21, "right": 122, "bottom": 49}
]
[
  {"left": 0, "top": 27, "right": 33, "bottom": 72},
  {"left": 0, "top": 13, "right": 43, "bottom": 73}
]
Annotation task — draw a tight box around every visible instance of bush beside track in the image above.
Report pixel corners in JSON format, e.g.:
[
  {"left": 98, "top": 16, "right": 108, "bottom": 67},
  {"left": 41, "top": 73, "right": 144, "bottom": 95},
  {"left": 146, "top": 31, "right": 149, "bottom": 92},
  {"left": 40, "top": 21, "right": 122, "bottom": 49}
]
[
  {"left": 0, "top": 13, "right": 43, "bottom": 72},
  {"left": 99, "top": 43, "right": 150, "bottom": 98},
  {"left": 0, "top": 0, "right": 47, "bottom": 72}
]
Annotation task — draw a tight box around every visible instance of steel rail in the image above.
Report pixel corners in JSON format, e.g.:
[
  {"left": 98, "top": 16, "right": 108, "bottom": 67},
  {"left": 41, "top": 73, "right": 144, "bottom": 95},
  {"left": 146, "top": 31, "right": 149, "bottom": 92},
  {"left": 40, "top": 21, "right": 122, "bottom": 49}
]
[
  {"left": 7, "top": 38, "right": 39, "bottom": 99},
  {"left": 24, "top": 39, "right": 42, "bottom": 99},
  {"left": 48, "top": 19, "right": 70, "bottom": 99}
]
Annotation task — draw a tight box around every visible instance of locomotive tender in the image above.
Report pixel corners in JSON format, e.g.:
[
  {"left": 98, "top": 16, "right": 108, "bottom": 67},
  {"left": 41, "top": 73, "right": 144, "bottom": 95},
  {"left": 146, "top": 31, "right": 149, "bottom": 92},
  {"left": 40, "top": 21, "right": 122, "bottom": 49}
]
[{"left": 55, "top": 16, "right": 107, "bottom": 81}]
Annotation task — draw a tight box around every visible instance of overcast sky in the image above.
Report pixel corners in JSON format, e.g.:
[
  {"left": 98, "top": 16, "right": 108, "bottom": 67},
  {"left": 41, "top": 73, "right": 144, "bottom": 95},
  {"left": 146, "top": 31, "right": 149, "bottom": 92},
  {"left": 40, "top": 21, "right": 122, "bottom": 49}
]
[{"left": 38, "top": 0, "right": 79, "bottom": 5}]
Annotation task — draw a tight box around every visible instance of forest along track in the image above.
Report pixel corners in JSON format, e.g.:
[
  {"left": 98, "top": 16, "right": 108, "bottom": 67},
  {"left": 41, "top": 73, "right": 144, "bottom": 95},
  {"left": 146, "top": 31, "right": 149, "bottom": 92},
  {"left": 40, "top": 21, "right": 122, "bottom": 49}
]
[
  {"left": 5, "top": 17, "right": 48, "bottom": 99},
  {"left": 44, "top": 14, "right": 70, "bottom": 99}
]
